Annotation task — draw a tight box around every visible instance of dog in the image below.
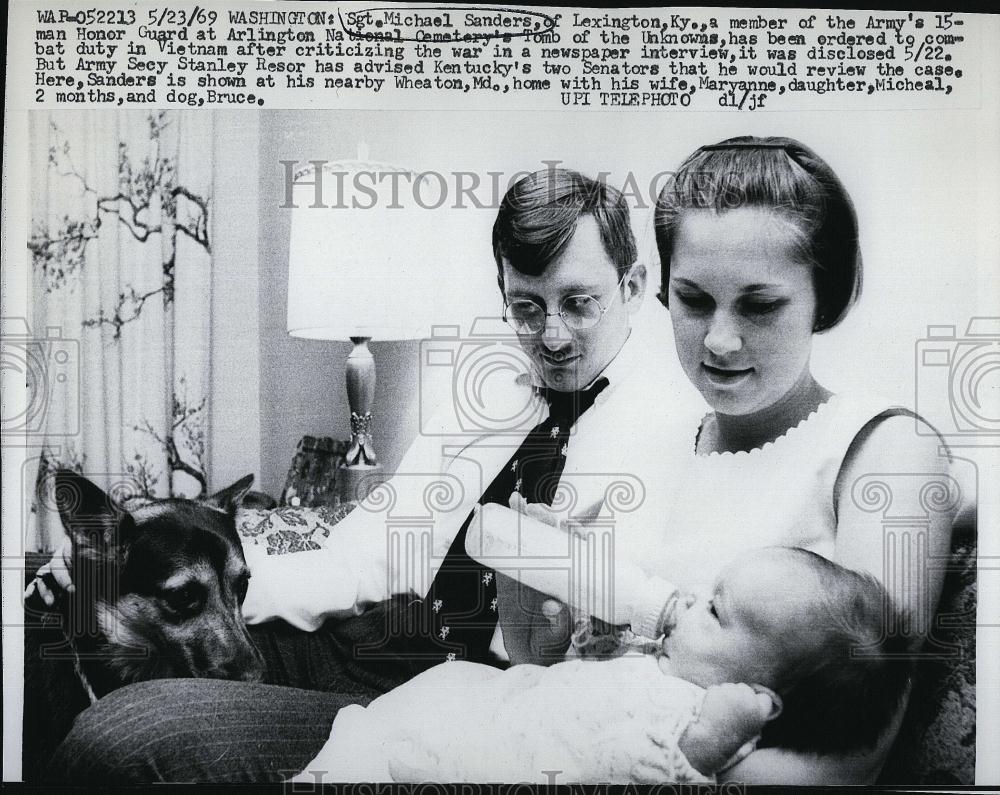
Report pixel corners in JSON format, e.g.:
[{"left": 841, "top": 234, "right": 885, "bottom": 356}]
[{"left": 23, "top": 469, "right": 266, "bottom": 780}]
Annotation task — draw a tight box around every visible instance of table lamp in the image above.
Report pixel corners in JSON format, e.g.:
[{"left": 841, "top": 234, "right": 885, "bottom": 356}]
[{"left": 286, "top": 146, "right": 451, "bottom": 505}]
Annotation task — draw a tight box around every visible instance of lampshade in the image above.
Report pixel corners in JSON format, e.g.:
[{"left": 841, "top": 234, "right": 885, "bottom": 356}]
[{"left": 286, "top": 152, "right": 466, "bottom": 341}]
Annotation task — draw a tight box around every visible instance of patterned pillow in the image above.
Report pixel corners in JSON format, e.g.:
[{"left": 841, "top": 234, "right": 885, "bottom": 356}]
[{"left": 236, "top": 503, "right": 356, "bottom": 556}]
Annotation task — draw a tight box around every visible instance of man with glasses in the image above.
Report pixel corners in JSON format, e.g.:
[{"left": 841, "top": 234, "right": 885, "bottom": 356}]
[
  {"left": 50, "top": 168, "right": 684, "bottom": 783},
  {"left": 498, "top": 171, "right": 642, "bottom": 395},
  {"left": 233, "top": 168, "right": 662, "bottom": 668},
  {"left": 487, "top": 169, "right": 659, "bottom": 665},
  {"left": 242, "top": 167, "right": 671, "bottom": 668}
]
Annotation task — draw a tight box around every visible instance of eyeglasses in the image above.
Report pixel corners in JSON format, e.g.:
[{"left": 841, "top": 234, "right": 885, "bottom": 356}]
[{"left": 503, "top": 271, "right": 629, "bottom": 335}]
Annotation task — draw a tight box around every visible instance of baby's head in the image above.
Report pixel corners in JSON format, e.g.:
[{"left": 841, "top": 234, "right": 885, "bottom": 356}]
[{"left": 662, "top": 547, "right": 912, "bottom": 753}]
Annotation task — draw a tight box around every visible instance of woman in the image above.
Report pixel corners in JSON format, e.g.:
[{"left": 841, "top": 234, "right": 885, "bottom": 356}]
[
  {"left": 650, "top": 136, "right": 953, "bottom": 623},
  {"left": 647, "top": 136, "right": 955, "bottom": 782},
  {"left": 471, "top": 135, "right": 957, "bottom": 783},
  {"left": 503, "top": 136, "right": 956, "bottom": 782}
]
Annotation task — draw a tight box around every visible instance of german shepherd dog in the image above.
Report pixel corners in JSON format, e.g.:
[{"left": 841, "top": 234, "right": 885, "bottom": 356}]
[{"left": 23, "top": 469, "right": 266, "bottom": 780}]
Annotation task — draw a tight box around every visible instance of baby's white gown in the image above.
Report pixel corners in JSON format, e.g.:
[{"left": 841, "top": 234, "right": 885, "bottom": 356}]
[{"left": 293, "top": 654, "right": 710, "bottom": 784}]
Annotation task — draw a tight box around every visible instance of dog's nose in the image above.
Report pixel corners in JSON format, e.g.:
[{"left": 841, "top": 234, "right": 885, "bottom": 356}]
[{"left": 216, "top": 652, "right": 265, "bottom": 682}]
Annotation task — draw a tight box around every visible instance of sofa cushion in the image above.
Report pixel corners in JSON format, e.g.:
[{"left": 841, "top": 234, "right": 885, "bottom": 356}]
[{"left": 236, "top": 503, "right": 356, "bottom": 556}]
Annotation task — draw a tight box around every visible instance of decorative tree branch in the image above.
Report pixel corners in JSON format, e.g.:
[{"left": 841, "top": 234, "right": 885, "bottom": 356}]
[
  {"left": 81, "top": 252, "right": 176, "bottom": 336},
  {"left": 28, "top": 113, "right": 210, "bottom": 338},
  {"left": 123, "top": 453, "right": 160, "bottom": 500},
  {"left": 134, "top": 378, "right": 207, "bottom": 496},
  {"left": 172, "top": 186, "right": 210, "bottom": 249}
]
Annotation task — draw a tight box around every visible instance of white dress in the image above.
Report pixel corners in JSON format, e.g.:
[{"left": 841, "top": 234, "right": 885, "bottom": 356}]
[
  {"left": 624, "top": 392, "right": 917, "bottom": 595},
  {"left": 498, "top": 392, "right": 926, "bottom": 631}
]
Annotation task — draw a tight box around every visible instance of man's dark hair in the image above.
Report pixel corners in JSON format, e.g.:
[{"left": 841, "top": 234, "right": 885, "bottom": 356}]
[
  {"left": 492, "top": 168, "right": 637, "bottom": 294},
  {"left": 761, "top": 549, "right": 914, "bottom": 755}
]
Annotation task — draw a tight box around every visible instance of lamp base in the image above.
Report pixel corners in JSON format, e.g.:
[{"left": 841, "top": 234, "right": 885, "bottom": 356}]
[
  {"left": 338, "top": 462, "right": 384, "bottom": 506},
  {"left": 345, "top": 337, "right": 379, "bottom": 467}
]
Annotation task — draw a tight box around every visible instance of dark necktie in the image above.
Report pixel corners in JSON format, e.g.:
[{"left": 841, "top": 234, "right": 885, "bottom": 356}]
[{"left": 410, "top": 377, "right": 611, "bottom": 670}]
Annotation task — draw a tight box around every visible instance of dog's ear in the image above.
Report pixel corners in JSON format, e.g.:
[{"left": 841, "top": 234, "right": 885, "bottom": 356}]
[
  {"left": 54, "top": 470, "right": 136, "bottom": 560},
  {"left": 203, "top": 474, "right": 254, "bottom": 514}
]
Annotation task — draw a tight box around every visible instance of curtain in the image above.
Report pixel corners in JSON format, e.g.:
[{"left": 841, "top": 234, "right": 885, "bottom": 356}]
[{"left": 27, "top": 110, "right": 216, "bottom": 551}]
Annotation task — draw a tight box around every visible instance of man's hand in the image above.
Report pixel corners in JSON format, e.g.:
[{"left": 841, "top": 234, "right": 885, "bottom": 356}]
[
  {"left": 24, "top": 538, "right": 74, "bottom": 607},
  {"left": 679, "top": 683, "right": 776, "bottom": 775}
]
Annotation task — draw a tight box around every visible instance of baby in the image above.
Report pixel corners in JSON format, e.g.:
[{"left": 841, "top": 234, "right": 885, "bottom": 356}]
[{"left": 293, "top": 544, "right": 910, "bottom": 784}]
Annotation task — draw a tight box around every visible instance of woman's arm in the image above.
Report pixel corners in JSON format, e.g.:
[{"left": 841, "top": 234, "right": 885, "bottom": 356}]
[
  {"left": 720, "top": 686, "right": 907, "bottom": 785},
  {"left": 832, "top": 413, "right": 954, "bottom": 647},
  {"left": 727, "top": 414, "right": 954, "bottom": 785},
  {"left": 719, "top": 743, "right": 880, "bottom": 785}
]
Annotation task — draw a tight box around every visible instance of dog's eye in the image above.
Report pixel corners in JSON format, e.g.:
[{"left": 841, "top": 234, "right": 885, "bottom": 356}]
[{"left": 162, "top": 584, "right": 205, "bottom": 617}]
